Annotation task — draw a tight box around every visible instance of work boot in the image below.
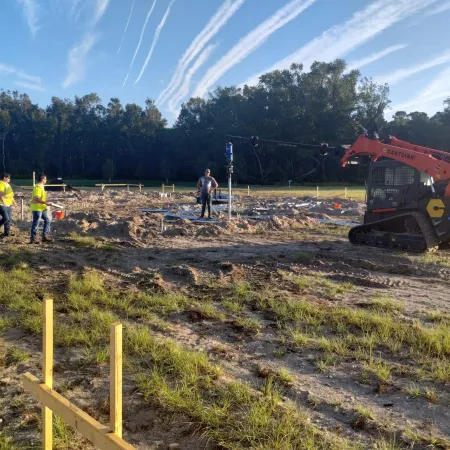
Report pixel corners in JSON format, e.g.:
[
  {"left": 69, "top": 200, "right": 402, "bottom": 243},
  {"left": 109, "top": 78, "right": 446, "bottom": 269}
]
[
  {"left": 42, "top": 235, "right": 53, "bottom": 243},
  {"left": 29, "top": 237, "right": 39, "bottom": 244}
]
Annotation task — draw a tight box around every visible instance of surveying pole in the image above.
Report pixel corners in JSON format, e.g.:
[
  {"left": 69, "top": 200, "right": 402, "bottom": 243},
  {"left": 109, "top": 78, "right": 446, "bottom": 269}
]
[{"left": 225, "top": 142, "right": 233, "bottom": 221}]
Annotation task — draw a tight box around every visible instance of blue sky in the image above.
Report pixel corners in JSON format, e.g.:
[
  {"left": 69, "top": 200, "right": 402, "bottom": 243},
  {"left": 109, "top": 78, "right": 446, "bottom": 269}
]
[{"left": 1, "top": 0, "right": 449, "bottom": 125}]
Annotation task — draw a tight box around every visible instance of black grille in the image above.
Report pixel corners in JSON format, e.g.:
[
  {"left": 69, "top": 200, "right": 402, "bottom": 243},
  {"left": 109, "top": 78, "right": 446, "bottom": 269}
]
[{"left": 372, "top": 166, "right": 415, "bottom": 186}]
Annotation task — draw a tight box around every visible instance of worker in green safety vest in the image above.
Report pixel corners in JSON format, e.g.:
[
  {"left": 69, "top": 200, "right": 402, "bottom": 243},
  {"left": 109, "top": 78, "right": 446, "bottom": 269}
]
[
  {"left": 30, "top": 173, "right": 52, "bottom": 244},
  {"left": 0, "top": 173, "right": 17, "bottom": 238}
]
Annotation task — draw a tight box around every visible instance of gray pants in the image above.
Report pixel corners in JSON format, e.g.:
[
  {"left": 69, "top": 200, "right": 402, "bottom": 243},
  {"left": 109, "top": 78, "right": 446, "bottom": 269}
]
[{"left": 200, "top": 193, "right": 212, "bottom": 218}]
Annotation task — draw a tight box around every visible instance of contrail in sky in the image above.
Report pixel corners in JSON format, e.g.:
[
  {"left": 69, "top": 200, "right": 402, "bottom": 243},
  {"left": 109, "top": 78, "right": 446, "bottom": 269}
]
[
  {"left": 157, "top": 0, "right": 245, "bottom": 106},
  {"left": 117, "top": 0, "right": 135, "bottom": 55},
  {"left": 242, "top": 0, "right": 439, "bottom": 87},
  {"left": 192, "top": 0, "right": 316, "bottom": 99},
  {"left": 375, "top": 50, "right": 450, "bottom": 86},
  {"left": 168, "top": 44, "right": 216, "bottom": 117},
  {"left": 346, "top": 44, "right": 407, "bottom": 72},
  {"left": 134, "top": 0, "right": 176, "bottom": 85},
  {"left": 122, "top": 0, "right": 157, "bottom": 87}
]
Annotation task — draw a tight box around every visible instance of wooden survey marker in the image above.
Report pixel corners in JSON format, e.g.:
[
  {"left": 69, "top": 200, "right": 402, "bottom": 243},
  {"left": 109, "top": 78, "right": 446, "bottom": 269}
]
[{"left": 22, "top": 299, "right": 136, "bottom": 450}]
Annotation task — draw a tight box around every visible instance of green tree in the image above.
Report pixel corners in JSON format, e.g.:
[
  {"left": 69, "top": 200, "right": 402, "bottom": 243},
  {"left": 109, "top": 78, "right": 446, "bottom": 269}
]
[
  {"left": 102, "top": 158, "right": 115, "bottom": 182},
  {"left": 0, "top": 109, "right": 10, "bottom": 172}
]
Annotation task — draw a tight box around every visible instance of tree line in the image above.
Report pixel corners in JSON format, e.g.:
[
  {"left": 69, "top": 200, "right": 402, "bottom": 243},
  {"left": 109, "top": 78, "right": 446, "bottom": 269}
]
[{"left": 1, "top": 59, "right": 449, "bottom": 185}]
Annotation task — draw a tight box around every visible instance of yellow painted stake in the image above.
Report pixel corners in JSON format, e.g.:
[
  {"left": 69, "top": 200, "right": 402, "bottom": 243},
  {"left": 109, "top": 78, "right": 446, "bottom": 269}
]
[
  {"left": 43, "top": 297, "right": 53, "bottom": 449},
  {"left": 110, "top": 323, "right": 123, "bottom": 438}
]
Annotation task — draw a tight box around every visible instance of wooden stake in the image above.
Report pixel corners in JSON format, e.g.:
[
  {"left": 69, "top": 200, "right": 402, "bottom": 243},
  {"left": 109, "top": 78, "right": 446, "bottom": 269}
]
[
  {"left": 23, "top": 373, "right": 135, "bottom": 450},
  {"left": 21, "top": 198, "right": 24, "bottom": 221},
  {"left": 110, "top": 323, "right": 122, "bottom": 438},
  {"left": 43, "top": 297, "right": 53, "bottom": 450},
  {"left": 172, "top": 184, "right": 175, "bottom": 193},
  {"left": 316, "top": 186, "right": 319, "bottom": 198},
  {"left": 162, "top": 184, "right": 165, "bottom": 194},
  {"left": 345, "top": 187, "right": 347, "bottom": 199},
  {"left": 247, "top": 186, "right": 250, "bottom": 195},
  {"left": 32, "top": 172, "right": 35, "bottom": 187}
]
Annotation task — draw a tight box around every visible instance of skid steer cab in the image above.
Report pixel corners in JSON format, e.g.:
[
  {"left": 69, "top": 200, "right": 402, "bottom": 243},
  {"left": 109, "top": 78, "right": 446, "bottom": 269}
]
[{"left": 341, "top": 133, "right": 450, "bottom": 252}]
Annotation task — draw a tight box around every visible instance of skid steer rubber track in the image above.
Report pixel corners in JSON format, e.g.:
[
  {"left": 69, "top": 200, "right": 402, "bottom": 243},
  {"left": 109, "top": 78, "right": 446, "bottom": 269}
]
[{"left": 348, "top": 211, "right": 439, "bottom": 252}]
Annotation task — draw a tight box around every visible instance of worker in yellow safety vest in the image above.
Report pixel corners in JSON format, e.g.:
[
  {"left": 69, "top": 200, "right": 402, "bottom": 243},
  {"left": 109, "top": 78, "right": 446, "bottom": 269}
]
[
  {"left": 30, "top": 173, "right": 52, "bottom": 244},
  {"left": 0, "top": 173, "right": 17, "bottom": 238}
]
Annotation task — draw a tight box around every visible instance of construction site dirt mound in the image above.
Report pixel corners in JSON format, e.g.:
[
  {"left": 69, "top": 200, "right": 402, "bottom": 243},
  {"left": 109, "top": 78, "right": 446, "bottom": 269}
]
[{"left": 267, "top": 215, "right": 319, "bottom": 230}]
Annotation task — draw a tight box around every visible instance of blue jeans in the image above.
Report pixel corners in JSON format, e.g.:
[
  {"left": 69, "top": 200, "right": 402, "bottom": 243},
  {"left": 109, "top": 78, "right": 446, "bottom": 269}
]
[
  {"left": 31, "top": 210, "right": 51, "bottom": 239},
  {"left": 0, "top": 205, "right": 12, "bottom": 236}
]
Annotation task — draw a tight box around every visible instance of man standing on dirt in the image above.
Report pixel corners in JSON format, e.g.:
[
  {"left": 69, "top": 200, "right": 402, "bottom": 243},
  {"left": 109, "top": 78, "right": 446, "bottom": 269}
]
[
  {"left": 197, "top": 169, "right": 218, "bottom": 219},
  {"left": 30, "top": 174, "right": 52, "bottom": 244},
  {"left": 0, "top": 173, "right": 17, "bottom": 239}
]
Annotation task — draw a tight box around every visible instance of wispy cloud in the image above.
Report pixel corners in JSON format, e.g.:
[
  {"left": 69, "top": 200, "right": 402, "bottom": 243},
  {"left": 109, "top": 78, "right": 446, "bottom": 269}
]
[
  {"left": 122, "top": 0, "right": 157, "bottom": 87},
  {"left": 134, "top": 0, "right": 176, "bottom": 85},
  {"left": 117, "top": 0, "right": 135, "bottom": 55},
  {"left": 157, "top": 0, "right": 245, "bottom": 107},
  {"left": 16, "top": 0, "right": 40, "bottom": 39},
  {"left": 426, "top": 0, "right": 450, "bottom": 16},
  {"left": 168, "top": 44, "right": 216, "bottom": 117},
  {"left": 192, "top": 0, "right": 316, "bottom": 99},
  {"left": 14, "top": 80, "right": 45, "bottom": 91},
  {"left": 66, "top": 0, "right": 87, "bottom": 22},
  {"left": 62, "top": 32, "right": 98, "bottom": 88},
  {"left": 92, "top": 0, "right": 110, "bottom": 25},
  {"left": 0, "top": 63, "right": 44, "bottom": 90},
  {"left": 346, "top": 44, "right": 407, "bottom": 72},
  {"left": 0, "top": 64, "right": 16, "bottom": 76},
  {"left": 375, "top": 50, "right": 450, "bottom": 86},
  {"left": 16, "top": 71, "right": 42, "bottom": 84},
  {"left": 243, "top": 0, "right": 439, "bottom": 86},
  {"left": 391, "top": 66, "right": 450, "bottom": 115}
]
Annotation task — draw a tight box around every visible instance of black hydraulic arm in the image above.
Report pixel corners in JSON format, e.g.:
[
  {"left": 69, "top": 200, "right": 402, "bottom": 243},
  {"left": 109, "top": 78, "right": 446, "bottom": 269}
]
[{"left": 225, "top": 134, "right": 342, "bottom": 155}]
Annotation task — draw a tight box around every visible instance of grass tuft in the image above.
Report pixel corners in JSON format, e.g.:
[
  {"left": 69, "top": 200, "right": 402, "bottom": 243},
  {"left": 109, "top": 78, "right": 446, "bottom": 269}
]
[{"left": 5, "top": 347, "right": 30, "bottom": 366}]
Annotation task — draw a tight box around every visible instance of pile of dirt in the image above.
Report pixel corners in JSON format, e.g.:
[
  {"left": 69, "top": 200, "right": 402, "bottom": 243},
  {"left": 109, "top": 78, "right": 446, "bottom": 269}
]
[
  {"left": 48, "top": 189, "right": 171, "bottom": 212},
  {"left": 53, "top": 211, "right": 163, "bottom": 244},
  {"left": 267, "top": 215, "right": 319, "bottom": 230}
]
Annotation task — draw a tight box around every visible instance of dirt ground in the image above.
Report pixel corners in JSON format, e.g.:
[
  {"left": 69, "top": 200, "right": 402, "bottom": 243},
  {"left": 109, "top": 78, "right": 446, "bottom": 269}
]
[{"left": 1, "top": 189, "right": 450, "bottom": 449}]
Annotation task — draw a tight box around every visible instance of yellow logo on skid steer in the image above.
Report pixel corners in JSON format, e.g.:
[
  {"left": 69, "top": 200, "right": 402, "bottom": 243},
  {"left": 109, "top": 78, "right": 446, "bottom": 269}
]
[{"left": 426, "top": 199, "right": 445, "bottom": 218}]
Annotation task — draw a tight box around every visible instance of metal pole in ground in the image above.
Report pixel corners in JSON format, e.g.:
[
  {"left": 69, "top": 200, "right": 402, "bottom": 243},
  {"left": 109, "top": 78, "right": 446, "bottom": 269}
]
[{"left": 225, "top": 142, "right": 233, "bottom": 221}]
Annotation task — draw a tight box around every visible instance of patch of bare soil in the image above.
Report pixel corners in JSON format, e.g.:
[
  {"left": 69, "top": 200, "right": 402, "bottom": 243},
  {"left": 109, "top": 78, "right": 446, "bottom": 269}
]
[{"left": 1, "top": 191, "right": 450, "bottom": 449}]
